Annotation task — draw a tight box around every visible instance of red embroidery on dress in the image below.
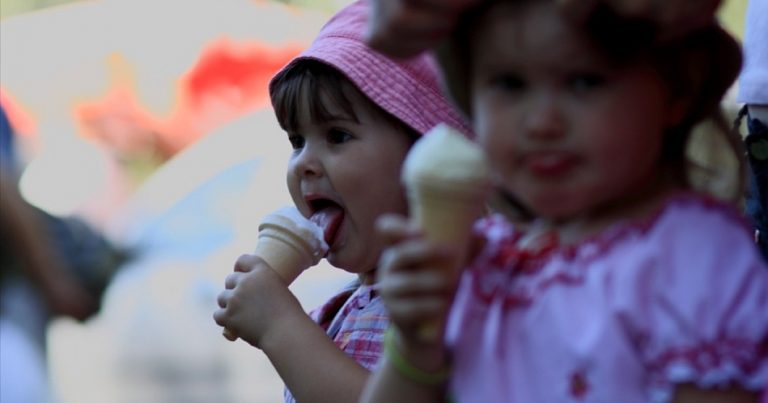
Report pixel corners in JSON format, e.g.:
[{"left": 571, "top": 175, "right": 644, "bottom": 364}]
[
  {"left": 569, "top": 371, "right": 589, "bottom": 399},
  {"left": 468, "top": 193, "right": 753, "bottom": 308},
  {"left": 647, "top": 338, "right": 766, "bottom": 380}
]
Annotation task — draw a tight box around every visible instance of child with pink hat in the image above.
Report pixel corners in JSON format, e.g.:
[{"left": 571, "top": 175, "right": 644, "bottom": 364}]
[
  {"left": 213, "top": 1, "right": 471, "bottom": 402},
  {"left": 364, "top": 1, "right": 767, "bottom": 402}
]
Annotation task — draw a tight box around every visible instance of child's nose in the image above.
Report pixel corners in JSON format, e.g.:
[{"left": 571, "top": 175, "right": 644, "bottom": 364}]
[
  {"left": 291, "top": 145, "right": 323, "bottom": 178},
  {"left": 525, "top": 94, "right": 565, "bottom": 139}
]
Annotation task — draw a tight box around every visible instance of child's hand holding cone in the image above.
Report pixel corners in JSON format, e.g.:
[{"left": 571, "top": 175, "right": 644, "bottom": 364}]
[{"left": 401, "top": 124, "right": 491, "bottom": 341}]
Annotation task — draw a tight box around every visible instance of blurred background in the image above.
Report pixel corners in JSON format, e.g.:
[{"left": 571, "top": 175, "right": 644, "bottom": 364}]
[{"left": 0, "top": 1, "right": 749, "bottom": 402}]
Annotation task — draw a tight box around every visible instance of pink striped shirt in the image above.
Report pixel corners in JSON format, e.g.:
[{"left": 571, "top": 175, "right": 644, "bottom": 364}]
[{"left": 284, "top": 281, "right": 387, "bottom": 402}]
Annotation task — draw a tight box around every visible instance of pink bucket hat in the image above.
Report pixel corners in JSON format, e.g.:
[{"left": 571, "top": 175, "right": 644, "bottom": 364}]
[{"left": 268, "top": 0, "right": 472, "bottom": 138}]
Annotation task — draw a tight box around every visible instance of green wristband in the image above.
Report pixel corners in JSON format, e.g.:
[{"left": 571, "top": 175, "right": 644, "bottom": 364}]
[{"left": 383, "top": 327, "right": 450, "bottom": 385}]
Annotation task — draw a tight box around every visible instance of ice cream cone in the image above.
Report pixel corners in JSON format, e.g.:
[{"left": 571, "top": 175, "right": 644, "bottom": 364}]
[
  {"left": 402, "top": 124, "right": 491, "bottom": 341},
  {"left": 254, "top": 207, "right": 328, "bottom": 285},
  {"left": 408, "top": 181, "right": 488, "bottom": 251},
  {"left": 222, "top": 207, "right": 327, "bottom": 341}
]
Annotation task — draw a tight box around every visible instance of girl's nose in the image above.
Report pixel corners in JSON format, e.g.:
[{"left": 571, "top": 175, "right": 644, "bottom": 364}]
[
  {"left": 525, "top": 93, "right": 565, "bottom": 139},
  {"left": 290, "top": 145, "right": 323, "bottom": 179}
]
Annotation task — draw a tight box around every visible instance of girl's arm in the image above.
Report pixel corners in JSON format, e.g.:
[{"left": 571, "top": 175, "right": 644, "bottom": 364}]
[
  {"left": 361, "top": 214, "right": 460, "bottom": 403},
  {"left": 213, "top": 255, "right": 368, "bottom": 403},
  {"left": 259, "top": 300, "right": 371, "bottom": 403},
  {"left": 0, "top": 172, "right": 97, "bottom": 321},
  {"left": 360, "top": 328, "right": 449, "bottom": 403}
]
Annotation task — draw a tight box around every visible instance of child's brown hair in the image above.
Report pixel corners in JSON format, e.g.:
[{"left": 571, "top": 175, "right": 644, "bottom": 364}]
[
  {"left": 270, "top": 59, "right": 419, "bottom": 142},
  {"left": 439, "top": 0, "right": 744, "bottom": 203}
]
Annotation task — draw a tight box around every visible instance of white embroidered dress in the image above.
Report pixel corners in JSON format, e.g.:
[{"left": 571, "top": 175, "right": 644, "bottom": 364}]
[{"left": 446, "top": 193, "right": 768, "bottom": 402}]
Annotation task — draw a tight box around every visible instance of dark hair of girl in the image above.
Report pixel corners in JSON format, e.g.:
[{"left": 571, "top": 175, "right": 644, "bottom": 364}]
[{"left": 442, "top": 0, "right": 745, "bottom": 204}]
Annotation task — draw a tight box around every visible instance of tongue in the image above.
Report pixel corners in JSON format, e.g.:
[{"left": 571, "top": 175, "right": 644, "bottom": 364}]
[{"left": 310, "top": 205, "right": 344, "bottom": 245}]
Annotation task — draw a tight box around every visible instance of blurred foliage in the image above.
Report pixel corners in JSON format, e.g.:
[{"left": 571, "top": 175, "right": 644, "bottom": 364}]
[
  {"left": 0, "top": 0, "right": 350, "bottom": 19},
  {"left": 0, "top": 0, "right": 83, "bottom": 19},
  {"left": 719, "top": 0, "right": 747, "bottom": 40},
  {"left": 274, "top": 0, "right": 353, "bottom": 13}
]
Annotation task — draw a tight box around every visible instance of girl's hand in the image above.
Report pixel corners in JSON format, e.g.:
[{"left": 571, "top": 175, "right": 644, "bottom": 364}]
[
  {"left": 213, "top": 254, "right": 304, "bottom": 348},
  {"left": 558, "top": 0, "right": 722, "bottom": 40},
  {"left": 375, "top": 214, "right": 460, "bottom": 347},
  {"left": 366, "top": 0, "right": 481, "bottom": 58}
]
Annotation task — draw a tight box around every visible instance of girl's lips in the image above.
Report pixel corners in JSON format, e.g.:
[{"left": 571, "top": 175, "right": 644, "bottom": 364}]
[{"left": 522, "top": 152, "right": 578, "bottom": 177}]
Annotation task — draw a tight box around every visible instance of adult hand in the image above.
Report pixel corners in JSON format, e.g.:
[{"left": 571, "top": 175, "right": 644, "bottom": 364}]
[
  {"left": 558, "top": 0, "right": 722, "bottom": 40},
  {"left": 365, "top": 0, "right": 481, "bottom": 59},
  {"left": 213, "top": 254, "right": 304, "bottom": 347}
]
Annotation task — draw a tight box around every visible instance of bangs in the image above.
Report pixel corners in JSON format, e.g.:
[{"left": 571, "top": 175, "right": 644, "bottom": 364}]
[{"left": 270, "top": 60, "right": 359, "bottom": 133}]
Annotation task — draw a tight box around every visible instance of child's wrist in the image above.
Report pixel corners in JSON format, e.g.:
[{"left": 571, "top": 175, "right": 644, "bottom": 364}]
[
  {"left": 384, "top": 326, "right": 450, "bottom": 385},
  {"left": 258, "top": 309, "right": 307, "bottom": 351}
]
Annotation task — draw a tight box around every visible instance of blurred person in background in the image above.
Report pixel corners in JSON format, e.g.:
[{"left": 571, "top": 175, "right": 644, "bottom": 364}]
[
  {"left": 738, "top": 0, "right": 768, "bottom": 261},
  {"left": 0, "top": 103, "right": 129, "bottom": 403}
]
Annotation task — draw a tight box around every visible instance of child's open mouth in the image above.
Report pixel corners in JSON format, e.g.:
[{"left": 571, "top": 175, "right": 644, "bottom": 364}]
[{"left": 308, "top": 198, "right": 345, "bottom": 247}]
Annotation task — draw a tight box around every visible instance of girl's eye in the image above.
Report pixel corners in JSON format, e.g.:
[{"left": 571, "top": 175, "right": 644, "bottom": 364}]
[
  {"left": 491, "top": 74, "right": 525, "bottom": 92},
  {"left": 288, "top": 134, "right": 305, "bottom": 150},
  {"left": 567, "top": 73, "right": 605, "bottom": 92},
  {"left": 327, "top": 128, "right": 353, "bottom": 144}
]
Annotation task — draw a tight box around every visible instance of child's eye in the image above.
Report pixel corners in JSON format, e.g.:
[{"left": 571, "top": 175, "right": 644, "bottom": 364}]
[
  {"left": 327, "top": 128, "right": 353, "bottom": 145},
  {"left": 491, "top": 74, "right": 525, "bottom": 92},
  {"left": 567, "top": 73, "right": 605, "bottom": 92},
  {"left": 288, "top": 134, "right": 305, "bottom": 150}
]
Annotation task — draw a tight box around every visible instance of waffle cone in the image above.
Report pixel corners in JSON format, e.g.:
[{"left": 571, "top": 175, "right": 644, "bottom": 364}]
[
  {"left": 408, "top": 180, "right": 487, "bottom": 251},
  {"left": 407, "top": 180, "right": 488, "bottom": 341},
  {"left": 254, "top": 227, "right": 315, "bottom": 285}
]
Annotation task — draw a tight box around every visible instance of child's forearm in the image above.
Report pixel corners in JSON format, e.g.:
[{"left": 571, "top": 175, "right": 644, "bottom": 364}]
[
  {"left": 359, "top": 328, "right": 448, "bottom": 403},
  {"left": 259, "top": 312, "right": 370, "bottom": 403},
  {"left": 359, "top": 359, "right": 445, "bottom": 403}
]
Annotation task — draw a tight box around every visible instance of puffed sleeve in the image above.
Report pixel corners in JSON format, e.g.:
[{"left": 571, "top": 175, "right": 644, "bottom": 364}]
[{"left": 613, "top": 201, "right": 768, "bottom": 400}]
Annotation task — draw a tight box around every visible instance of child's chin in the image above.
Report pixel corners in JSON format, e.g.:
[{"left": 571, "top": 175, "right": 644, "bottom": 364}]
[
  {"left": 525, "top": 197, "right": 579, "bottom": 219},
  {"left": 325, "top": 251, "right": 355, "bottom": 272}
]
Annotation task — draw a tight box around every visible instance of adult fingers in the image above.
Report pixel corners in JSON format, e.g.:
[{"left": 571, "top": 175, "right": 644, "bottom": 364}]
[{"left": 366, "top": 0, "right": 459, "bottom": 58}]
